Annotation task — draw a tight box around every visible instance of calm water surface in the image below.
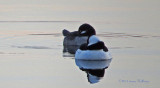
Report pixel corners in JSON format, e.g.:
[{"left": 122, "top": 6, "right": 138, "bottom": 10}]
[{"left": 0, "top": 22, "right": 160, "bottom": 88}]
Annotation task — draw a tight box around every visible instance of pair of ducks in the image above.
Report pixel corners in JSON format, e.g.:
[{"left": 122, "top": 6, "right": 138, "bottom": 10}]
[{"left": 63, "top": 23, "right": 112, "bottom": 60}]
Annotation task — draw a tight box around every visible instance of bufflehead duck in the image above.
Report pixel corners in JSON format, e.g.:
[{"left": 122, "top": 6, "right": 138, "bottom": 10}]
[
  {"left": 75, "top": 35, "right": 112, "bottom": 60},
  {"left": 63, "top": 23, "right": 96, "bottom": 46}
]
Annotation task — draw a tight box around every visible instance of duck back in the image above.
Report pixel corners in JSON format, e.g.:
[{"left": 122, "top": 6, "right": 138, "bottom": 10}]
[
  {"left": 63, "top": 36, "right": 88, "bottom": 45},
  {"left": 75, "top": 49, "right": 112, "bottom": 60}
]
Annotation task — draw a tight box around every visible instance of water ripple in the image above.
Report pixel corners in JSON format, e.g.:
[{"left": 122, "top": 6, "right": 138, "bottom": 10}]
[
  {"left": 0, "top": 52, "right": 24, "bottom": 55},
  {"left": 97, "top": 32, "right": 160, "bottom": 38},
  {"left": 29, "top": 33, "right": 61, "bottom": 37},
  {"left": 110, "top": 47, "right": 134, "bottom": 49},
  {"left": 12, "top": 45, "right": 53, "bottom": 49}
]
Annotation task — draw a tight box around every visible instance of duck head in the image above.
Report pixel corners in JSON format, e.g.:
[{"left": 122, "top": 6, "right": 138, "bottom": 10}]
[
  {"left": 78, "top": 23, "right": 96, "bottom": 36},
  {"left": 87, "top": 35, "right": 108, "bottom": 52},
  {"left": 88, "top": 35, "right": 100, "bottom": 46}
]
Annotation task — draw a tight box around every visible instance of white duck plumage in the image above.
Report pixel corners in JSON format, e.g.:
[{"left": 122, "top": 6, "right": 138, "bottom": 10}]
[{"left": 75, "top": 35, "right": 112, "bottom": 60}]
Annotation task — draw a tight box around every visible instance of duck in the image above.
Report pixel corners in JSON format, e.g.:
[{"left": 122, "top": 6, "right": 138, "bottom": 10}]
[
  {"left": 75, "top": 35, "right": 112, "bottom": 60},
  {"left": 62, "top": 23, "right": 96, "bottom": 46}
]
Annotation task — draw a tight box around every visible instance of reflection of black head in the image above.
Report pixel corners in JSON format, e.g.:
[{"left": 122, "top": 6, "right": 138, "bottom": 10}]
[
  {"left": 87, "top": 69, "right": 105, "bottom": 77},
  {"left": 78, "top": 23, "right": 96, "bottom": 36},
  {"left": 86, "top": 69, "right": 106, "bottom": 84},
  {"left": 77, "top": 59, "right": 111, "bottom": 84},
  {"left": 80, "top": 68, "right": 107, "bottom": 77},
  {"left": 80, "top": 68, "right": 106, "bottom": 84}
]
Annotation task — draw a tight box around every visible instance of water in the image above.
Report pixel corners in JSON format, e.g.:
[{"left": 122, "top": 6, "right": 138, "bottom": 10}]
[{"left": 0, "top": 21, "right": 159, "bottom": 88}]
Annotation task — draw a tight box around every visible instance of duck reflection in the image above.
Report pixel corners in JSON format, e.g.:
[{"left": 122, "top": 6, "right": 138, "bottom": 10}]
[{"left": 75, "top": 59, "right": 112, "bottom": 84}]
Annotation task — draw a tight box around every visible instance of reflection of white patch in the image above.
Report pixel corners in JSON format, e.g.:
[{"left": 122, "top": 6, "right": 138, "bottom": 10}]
[
  {"left": 88, "top": 35, "right": 100, "bottom": 46},
  {"left": 81, "top": 31, "right": 86, "bottom": 34},
  {"left": 75, "top": 49, "right": 112, "bottom": 60},
  {"left": 88, "top": 74, "right": 101, "bottom": 84}
]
